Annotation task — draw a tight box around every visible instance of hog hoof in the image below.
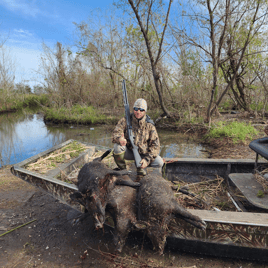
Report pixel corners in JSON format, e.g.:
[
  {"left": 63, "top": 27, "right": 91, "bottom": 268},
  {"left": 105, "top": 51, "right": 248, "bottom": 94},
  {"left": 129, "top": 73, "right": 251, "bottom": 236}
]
[
  {"left": 115, "top": 244, "right": 123, "bottom": 253},
  {"left": 156, "top": 247, "right": 164, "bottom": 255}
]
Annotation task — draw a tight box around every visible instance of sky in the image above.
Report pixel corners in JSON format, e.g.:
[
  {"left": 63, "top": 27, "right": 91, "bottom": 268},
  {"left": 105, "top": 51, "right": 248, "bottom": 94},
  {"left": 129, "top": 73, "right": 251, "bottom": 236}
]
[{"left": 0, "top": 0, "right": 115, "bottom": 87}]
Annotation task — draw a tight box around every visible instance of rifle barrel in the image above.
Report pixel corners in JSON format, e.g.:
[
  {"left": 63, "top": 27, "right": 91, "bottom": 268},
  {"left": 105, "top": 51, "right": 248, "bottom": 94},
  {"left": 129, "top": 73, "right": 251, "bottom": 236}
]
[{"left": 121, "top": 80, "right": 142, "bottom": 168}]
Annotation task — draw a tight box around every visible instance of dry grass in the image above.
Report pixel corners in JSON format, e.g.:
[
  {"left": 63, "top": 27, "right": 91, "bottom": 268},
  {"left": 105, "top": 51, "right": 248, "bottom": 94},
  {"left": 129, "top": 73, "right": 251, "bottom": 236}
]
[
  {"left": 26, "top": 141, "right": 89, "bottom": 174},
  {"left": 173, "top": 177, "right": 236, "bottom": 211},
  {"left": 254, "top": 169, "right": 268, "bottom": 193}
]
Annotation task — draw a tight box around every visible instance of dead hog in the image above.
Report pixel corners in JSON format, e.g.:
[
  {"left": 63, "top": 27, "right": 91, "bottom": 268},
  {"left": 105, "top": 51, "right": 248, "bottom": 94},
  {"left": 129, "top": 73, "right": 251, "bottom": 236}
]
[
  {"left": 105, "top": 174, "right": 147, "bottom": 253},
  {"left": 70, "top": 149, "right": 140, "bottom": 230},
  {"left": 137, "top": 169, "right": 206, "bottom": 255}
]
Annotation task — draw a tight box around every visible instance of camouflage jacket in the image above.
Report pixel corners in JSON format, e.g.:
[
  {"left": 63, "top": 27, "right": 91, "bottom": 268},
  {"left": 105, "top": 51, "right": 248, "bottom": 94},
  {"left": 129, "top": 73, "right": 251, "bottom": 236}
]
[{"left": 112, "top": 114, "right": 160, "bottom": 165}]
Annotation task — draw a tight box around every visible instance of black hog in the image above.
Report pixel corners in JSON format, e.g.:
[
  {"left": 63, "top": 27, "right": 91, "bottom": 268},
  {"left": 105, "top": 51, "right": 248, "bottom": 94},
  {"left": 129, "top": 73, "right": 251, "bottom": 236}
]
[
  {"left": 70, "top": 149, "right": 140, "bottom": 230},
  {"left": 137, "top": 169, "right": 206, "bottom": 255}
]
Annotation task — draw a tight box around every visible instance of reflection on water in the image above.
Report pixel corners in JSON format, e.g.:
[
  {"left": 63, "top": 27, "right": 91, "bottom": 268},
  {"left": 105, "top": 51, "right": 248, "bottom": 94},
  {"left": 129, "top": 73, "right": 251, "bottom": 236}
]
[
  {"left": 0, "top": 112, "right": 210, "bottom": 167},
  {"left": 157, "top": 130, "right": 209, "bottom": 158}
]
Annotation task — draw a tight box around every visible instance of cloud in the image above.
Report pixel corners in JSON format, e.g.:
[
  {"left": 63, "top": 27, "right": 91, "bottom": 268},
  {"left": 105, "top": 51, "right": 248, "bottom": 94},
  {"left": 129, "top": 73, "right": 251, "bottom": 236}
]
[
  {"left": 14, "top": 29, "right": 33, "bottom": 37},
  {"left": 5, "top": 28, "right": 42, "bottom": 51},
  {"left": 0, "top": 0, "right": 40, "bottom": 17}
]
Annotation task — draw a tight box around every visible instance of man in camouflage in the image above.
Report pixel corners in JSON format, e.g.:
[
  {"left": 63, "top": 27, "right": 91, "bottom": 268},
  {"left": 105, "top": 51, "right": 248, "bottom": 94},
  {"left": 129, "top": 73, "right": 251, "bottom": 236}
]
[{"left": 112, "top": 98, "right": 163, "bottom": 176}]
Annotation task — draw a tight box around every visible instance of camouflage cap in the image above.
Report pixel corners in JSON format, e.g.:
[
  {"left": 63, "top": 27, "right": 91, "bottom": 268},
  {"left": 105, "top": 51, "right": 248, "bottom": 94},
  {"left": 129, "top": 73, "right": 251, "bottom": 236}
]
[{"left": 133, "top": 98, "right": 147, "bottom": 111}]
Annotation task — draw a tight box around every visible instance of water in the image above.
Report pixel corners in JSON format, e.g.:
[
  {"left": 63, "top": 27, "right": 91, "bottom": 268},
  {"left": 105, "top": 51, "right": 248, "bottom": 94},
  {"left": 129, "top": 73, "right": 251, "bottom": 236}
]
[{"left": 0, "top": 111, "right": 210, "bottom": 167}]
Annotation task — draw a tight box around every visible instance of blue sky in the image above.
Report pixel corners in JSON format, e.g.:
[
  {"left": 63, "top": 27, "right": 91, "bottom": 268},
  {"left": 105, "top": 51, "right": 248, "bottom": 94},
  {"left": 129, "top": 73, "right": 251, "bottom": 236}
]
[{"left": 0, "top": 0, "right": 115, "bottom": 87}]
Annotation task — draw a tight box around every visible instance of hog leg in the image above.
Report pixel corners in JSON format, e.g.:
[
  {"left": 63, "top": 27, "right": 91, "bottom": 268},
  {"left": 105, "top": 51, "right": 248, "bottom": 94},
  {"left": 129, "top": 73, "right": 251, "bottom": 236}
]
[
  {"left": 172, "top": 200, "right": 206, "bottom": 229},
  {"left": 107, "top": 204, "right": 132, "bottom": 253},
  {"left": 115, "top": 176, "right": 140, "bottom": 187},
  {"left": 145, "top": 214, "right": 173, "bottom": 255},
  {"left": 113, "top": 215, "right": 132, "bottom": 253},
  {"left": 146, "top": 224, "right": 167, "bottom": 255}
]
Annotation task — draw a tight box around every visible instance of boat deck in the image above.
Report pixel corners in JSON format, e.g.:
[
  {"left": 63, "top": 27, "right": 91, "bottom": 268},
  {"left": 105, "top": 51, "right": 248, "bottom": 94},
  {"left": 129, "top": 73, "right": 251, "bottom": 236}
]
[{"left": 229, "top": 173, "right": 268, "bottom": 210}]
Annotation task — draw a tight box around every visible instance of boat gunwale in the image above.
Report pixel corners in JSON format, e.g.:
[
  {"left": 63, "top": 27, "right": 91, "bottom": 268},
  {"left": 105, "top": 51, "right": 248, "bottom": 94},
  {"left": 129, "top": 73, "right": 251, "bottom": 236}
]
[{"left": 9, "top": 139, "right": 268, "bottom": 261}]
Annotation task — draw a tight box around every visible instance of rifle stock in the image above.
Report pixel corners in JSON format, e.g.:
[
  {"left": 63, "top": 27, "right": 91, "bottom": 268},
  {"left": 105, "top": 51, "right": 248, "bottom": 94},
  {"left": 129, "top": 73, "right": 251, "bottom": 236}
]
[{"left": 122, "top": 80, "right": 142, "bottom": 168}]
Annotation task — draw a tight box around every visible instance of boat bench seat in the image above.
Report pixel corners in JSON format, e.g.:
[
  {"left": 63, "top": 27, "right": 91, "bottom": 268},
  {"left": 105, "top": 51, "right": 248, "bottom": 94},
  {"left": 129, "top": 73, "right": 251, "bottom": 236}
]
[
  {"left": 249, "top": 137, "right": 268, "bottom": 160},
  {"left": 249, "top": 137, "right": 268, "bottom": 167}
]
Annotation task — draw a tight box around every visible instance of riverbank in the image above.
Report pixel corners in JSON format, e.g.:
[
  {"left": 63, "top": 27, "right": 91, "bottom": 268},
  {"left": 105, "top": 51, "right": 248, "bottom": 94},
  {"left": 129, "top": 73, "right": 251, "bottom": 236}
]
[
  {"left": 41, "top": 107, "right": 268, "bottom": 164},
  {"left": 0, "top": 94, "right": 49, "bottom": 114},
  {"left": 43, "top": 105, "right": 119, "bottom": 125}
]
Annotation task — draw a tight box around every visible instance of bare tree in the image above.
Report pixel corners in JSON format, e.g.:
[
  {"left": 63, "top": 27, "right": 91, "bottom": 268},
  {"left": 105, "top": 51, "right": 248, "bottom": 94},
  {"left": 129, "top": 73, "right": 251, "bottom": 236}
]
[
  {"left": 74, "top": 8, "right": 134, "bottom": 106},
  {"left": 172, "top": 0, "right": 268, "bottom": 124},
  {"left": 126, "top": 0, "right": 172, "bottom": 117},
  {"left": 39, "top": 42, "right": 91, "bottom": 107},
  {"left": 0, "top": 47, "right": 15, "bottom": 91}
]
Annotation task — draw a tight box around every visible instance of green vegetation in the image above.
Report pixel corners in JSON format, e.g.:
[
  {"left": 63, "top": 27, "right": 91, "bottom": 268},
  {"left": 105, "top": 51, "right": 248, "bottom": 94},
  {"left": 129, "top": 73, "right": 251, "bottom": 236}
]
[
  {"left": 257, "top": 190, "right": 265, "bottom": 198},
  {"left": 0, "top": 93, "right": 49, "bottom": 113},
  {"left": 205, "top": 121, "right": 259, "bottom": 143},
  {"left": 44, "top": 104, "right": 117, "bottom": 125},
  {"left": 61, "top": 140, "right": 87, "bottom": 158}
]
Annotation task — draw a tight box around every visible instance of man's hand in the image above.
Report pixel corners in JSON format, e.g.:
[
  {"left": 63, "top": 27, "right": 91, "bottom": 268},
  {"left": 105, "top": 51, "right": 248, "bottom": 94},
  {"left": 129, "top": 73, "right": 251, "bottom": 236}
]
[
  {"left": 119, "top": 133, "right": 127, "bottom": 146},
  {"left": 140, "top": 159, "right": 149, "bottom": 169}
]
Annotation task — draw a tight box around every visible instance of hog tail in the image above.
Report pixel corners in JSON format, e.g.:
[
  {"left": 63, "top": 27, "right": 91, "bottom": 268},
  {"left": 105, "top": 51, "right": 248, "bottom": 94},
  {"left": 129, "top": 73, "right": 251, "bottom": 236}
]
[
  {"left": 173, "top": 201, "right": 206, "bottom": 230},
  {"left": 93, "top": 149, "right": 112, "bottom": 162},
  {"left": 100, "top": 149, "right": 112, "bottom": 160}
]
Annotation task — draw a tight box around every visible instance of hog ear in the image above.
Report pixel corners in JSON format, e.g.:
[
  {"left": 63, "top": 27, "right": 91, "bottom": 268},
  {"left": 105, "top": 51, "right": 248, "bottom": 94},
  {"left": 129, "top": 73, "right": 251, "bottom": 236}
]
[{"left": 115, "top": 176, "right": 140, "bottom": 188}]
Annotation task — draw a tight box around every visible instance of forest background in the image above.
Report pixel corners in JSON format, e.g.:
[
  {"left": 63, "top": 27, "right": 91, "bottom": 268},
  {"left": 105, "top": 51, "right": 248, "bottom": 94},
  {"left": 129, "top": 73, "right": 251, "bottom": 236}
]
[{"left": 1, "top": 0, "right": 268, "bottom": 137}]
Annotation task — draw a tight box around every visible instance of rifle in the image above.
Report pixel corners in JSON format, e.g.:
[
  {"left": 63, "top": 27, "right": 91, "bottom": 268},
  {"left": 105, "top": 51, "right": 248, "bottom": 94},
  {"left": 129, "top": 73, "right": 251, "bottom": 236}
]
[{"left": 122, "top": 80, "right": 142, "bottom": 168}]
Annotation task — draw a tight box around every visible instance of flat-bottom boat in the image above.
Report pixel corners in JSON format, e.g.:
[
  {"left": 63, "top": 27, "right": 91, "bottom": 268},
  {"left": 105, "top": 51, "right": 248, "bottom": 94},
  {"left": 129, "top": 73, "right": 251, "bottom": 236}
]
[{"left": 10, "top": 138, "right": 268, "bottom": 261}]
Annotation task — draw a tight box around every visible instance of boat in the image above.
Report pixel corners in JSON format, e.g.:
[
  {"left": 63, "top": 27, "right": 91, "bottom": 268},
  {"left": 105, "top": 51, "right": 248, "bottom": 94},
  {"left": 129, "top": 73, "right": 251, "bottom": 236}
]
[{"left": 10, "top": 138, "right": 268, "bottom": 262}]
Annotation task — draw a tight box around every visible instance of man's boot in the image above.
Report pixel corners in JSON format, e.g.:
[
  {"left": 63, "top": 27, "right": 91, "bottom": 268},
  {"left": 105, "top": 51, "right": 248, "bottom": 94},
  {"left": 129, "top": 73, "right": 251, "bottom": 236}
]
[{"left": 113, "top": 151, "right": 126, "bottom": 170}]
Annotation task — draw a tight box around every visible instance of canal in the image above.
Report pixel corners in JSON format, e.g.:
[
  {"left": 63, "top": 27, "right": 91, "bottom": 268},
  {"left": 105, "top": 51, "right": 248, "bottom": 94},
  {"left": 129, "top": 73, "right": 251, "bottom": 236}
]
[{"left": 0, "top": 111, "right": 210, "bottom": 167}]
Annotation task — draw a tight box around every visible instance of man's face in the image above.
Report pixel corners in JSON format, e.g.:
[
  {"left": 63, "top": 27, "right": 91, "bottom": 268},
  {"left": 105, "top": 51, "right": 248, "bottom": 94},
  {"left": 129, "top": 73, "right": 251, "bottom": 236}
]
[{"left": 133, "top": 107, "right": 146, "bottom": 119}]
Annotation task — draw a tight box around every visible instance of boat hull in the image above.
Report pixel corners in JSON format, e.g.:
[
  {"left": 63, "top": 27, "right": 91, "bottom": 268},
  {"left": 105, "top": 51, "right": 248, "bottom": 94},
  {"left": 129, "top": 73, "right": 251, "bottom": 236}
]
[{"left": 10, "top": 140, "right": 268, "bottom": 261}]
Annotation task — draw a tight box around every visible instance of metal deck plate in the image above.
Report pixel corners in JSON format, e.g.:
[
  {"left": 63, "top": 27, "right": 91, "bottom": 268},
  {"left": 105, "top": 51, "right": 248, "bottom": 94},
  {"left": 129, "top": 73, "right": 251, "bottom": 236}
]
[{"left": 229, "top": 173, "right": 268, "bottom": 209}]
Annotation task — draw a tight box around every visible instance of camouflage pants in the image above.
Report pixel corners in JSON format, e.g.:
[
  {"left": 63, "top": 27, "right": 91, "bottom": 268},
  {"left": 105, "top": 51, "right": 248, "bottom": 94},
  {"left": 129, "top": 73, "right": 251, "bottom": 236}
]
[{"left": 113, "top": 143, "right": 164, "bottom": 168}]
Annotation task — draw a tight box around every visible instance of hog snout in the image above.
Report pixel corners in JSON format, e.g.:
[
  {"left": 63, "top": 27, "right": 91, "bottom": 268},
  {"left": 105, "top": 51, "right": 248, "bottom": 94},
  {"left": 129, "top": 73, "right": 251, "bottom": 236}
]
[{"left": 94, "top": 214, "right": 104, "bottom": 229}]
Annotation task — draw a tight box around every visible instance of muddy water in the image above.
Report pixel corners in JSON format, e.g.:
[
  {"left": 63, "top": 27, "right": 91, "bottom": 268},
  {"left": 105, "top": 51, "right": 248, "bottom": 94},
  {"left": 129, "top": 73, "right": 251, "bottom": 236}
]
[{"left": 0, "top": 111, "right": 210, "bottom": 167}]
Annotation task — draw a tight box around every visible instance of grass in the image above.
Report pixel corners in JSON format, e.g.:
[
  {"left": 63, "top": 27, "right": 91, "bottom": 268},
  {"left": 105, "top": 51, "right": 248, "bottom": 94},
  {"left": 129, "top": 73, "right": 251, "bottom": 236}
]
[
  {"left": 0, "top": 94, "right": 49, "bottom": 113},
  {"left": 26, "top": 141, "right": 88, "bottom": 174},
  {"left": 44, "top": 104, "right": 117, "bottom": 125},
  {"left": 204, "top": 121, "right": 259, "bottom": 143}
]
